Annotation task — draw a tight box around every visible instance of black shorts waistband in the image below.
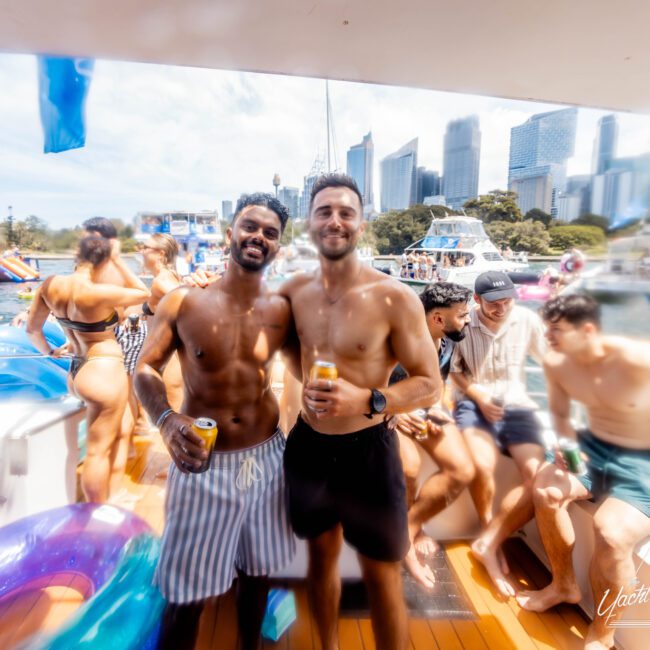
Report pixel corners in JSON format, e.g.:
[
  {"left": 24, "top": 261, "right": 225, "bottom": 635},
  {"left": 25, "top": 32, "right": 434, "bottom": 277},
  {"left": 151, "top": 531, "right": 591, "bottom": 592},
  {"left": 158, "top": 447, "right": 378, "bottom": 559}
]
[{"left": 295, "top": 414, "right": 388, "bottom": 442}]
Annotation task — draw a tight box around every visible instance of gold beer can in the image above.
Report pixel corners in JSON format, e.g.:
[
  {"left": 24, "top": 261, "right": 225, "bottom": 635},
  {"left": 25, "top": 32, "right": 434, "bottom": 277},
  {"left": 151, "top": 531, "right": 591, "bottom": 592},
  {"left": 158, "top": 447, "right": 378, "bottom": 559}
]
[
  {"left": 412, "top": 409, "right": 429, "bottom": 441},
  {"left": 190, "top": 417, "right": 218, "bottom": 473},
  {"left": 310, "top": 360, "right": 338, "bottom": 383}
]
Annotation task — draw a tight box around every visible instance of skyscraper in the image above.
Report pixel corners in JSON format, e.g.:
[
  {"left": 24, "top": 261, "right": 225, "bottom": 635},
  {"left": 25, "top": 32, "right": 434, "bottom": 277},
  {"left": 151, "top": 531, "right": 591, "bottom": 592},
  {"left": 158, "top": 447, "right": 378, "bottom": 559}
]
[
  {"left": 592, "top": 114, "right": 618, "bottom": 175},
  {"left": 278, "top": 187, "right": 300, "bottom": 219},
  {"left": 442, "top": 116, "right": 481, "bottom": 210},
  {"left": 508, "top": 107, "right": 577, "bottom": 216},
  {"left": 221, "top": 200, "right": 233, "bottom": 220},
  {"left": 347, "top": 132, "right": 374, "bottom": 211},
  {"left": 380, "top": 138, "right": 418, "bottom": 212},
  {"left": 416, "top": 168, "right": 441, "bottom": 204}
]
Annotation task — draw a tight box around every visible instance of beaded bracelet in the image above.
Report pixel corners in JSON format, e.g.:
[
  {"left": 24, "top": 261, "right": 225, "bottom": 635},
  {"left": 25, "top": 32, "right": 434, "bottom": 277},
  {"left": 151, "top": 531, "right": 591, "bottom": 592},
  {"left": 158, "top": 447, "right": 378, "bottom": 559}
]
[{"left": 156, "top": 408, "right": 174, "bottom": 429}]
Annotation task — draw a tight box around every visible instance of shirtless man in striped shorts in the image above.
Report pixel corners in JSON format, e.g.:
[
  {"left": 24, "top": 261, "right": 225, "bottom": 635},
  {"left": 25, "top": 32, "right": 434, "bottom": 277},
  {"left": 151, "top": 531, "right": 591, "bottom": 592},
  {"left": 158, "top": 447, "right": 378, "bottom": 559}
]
[{"left": 135, "top": 194, "right": 296, "bottom": 650}]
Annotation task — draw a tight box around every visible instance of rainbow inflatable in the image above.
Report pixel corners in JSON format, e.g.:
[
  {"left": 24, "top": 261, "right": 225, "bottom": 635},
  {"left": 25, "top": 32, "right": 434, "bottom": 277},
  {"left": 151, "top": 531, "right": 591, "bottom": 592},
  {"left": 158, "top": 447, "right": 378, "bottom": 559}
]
[{"left": 0, "top": 256, "right": 40, "bottom": 282}]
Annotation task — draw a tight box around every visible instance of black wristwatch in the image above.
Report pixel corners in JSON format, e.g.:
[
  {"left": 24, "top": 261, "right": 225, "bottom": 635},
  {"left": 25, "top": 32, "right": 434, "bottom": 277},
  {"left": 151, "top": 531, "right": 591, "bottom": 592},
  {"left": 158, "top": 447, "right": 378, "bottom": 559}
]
[{"left": 365, "top": 388, "right": 387, "bottom": 419}]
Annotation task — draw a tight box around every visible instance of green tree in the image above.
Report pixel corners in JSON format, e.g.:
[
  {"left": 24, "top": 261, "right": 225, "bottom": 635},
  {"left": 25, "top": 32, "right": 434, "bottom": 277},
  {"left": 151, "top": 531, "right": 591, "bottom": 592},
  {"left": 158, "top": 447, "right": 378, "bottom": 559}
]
[
  {"left": 570, "top": 213, "right": 609, "bottom": 232},
  {"left": 524, "top": 208, "right": 552, "bottom": 227},
  {"left": 548, "top": 225, "right": 606, "bottom": 251},
  {"left": 485, "top": 220, "right": 550, "bottom": 254},
  {"left": 464, "top": 190, "right": 523, "bottom": 223}
]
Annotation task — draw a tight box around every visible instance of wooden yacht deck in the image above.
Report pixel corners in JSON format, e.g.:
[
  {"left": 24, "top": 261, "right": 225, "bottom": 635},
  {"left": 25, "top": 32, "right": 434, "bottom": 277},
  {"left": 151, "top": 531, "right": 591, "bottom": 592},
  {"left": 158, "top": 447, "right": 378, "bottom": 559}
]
[{"left": 1, "top": 433, "right": 594, "bottom": 649}]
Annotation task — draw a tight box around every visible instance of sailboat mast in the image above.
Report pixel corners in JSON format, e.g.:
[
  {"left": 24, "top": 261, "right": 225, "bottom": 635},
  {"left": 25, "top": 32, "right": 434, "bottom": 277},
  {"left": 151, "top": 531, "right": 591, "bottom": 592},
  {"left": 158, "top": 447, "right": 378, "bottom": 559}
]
[{"left": 326, "top": 80, "right": 331, "bottom": 173}]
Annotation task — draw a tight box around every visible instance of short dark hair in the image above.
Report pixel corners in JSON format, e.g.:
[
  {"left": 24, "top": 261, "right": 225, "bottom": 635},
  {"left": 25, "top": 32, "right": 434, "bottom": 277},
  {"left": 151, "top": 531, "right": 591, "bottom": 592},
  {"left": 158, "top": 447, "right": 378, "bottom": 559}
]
[
  {"left": 82, "top": 217, "right": 118, "bottom": 239},
  {"left": 78, "top": 235, "right": 111, "bottom": 266},
  {"left": 420, "top": 282, "right": 472, "bottom": 313},
  {"left": 309, "top": 173, "right": 364, "bottom": 214},
  {"left": 540, "top": 294, "right": 601, "bottom": 328},
  {"left": 233, "top": 193, "right": 290, "bottom": 232}
]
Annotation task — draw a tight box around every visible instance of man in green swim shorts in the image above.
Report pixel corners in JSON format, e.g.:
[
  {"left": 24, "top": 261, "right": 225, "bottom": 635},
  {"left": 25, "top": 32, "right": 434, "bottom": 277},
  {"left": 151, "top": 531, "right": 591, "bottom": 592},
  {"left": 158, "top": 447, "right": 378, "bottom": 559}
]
[{"left": 516, "top": 294, "right": 650, "bottom": 650}]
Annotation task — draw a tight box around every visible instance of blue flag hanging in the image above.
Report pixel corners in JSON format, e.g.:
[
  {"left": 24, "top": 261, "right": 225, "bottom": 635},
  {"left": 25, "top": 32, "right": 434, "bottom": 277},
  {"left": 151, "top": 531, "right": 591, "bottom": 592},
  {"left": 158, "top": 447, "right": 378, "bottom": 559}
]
[{"left": 38, "top": 56, "right": 95, "bottom": 154}]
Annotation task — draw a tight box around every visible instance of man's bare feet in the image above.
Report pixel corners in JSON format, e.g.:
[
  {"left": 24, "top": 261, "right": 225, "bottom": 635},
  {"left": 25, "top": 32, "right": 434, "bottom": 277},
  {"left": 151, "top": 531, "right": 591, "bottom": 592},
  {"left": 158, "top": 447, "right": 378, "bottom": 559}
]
[
  {"left": 404, "top": 546, "right": 436, "bottom": 589},
  {"left": 516, "top": 583, "right": 581, "bottom": 612},
  {"left": 414, "top": 530, "right": 439, "bottom": 558},
  {"left": 471, "top": 539, "right": 515, "bottom": 598},
  {"left": 583, "top": 624, "right": 615, "bottom": 650}
]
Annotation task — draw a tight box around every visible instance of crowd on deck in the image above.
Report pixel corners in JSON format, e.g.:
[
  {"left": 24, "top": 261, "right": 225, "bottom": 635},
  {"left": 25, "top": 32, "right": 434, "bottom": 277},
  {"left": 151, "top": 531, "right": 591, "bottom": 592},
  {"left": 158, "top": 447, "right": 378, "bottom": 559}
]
[{"left": 16, "top": 173, "right": 650, "bottom": 650}]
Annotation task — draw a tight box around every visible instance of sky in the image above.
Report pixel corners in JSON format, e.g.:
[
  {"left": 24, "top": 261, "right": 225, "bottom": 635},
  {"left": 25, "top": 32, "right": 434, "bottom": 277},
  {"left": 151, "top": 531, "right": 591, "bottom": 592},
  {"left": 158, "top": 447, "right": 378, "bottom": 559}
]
[{"left": 1, "top": 53, "right": 650, "bottom": 230}]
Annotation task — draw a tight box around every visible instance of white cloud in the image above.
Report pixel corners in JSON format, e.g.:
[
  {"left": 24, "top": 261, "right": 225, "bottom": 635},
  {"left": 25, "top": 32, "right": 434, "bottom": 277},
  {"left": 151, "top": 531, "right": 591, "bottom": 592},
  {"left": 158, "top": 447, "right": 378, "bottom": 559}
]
[{"left": 1, "top": 52, "right": 649, "bottom": 229}]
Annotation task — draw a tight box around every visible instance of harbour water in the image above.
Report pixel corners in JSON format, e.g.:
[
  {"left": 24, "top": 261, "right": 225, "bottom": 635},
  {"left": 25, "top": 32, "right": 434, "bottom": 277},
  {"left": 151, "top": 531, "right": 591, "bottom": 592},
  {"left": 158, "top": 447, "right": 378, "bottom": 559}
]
[{"left": 2, "top": 259, "right": 650, "bottom": 338}]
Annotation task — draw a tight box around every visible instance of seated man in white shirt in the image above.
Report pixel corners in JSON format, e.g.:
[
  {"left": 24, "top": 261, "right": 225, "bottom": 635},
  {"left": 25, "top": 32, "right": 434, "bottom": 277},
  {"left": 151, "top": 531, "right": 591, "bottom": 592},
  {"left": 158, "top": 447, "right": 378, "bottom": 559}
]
[{"left": 450, "top": 271, "right": 547, "bottom": 598}]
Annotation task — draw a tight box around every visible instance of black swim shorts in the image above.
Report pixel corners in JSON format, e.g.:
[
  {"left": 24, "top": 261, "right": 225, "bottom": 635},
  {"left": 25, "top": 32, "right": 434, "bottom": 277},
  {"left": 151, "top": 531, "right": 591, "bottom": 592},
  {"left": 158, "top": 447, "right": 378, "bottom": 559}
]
[{"left": 284, "top": 415, "right": 409, "bottom": 562}]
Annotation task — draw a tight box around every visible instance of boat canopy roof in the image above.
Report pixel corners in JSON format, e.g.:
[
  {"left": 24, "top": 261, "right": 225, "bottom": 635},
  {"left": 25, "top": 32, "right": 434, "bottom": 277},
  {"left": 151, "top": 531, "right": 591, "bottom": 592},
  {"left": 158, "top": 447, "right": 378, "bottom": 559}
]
[{"left": 3, "top": 1, "right": 648, "bottom": 113}]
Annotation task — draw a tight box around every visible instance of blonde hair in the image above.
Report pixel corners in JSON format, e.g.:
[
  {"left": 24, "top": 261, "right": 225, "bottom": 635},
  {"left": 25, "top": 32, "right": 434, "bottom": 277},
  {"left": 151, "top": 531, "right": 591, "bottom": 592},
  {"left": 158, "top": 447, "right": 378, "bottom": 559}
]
[{"left": 150, "top": 233, "right": 179, "bottom": 269}]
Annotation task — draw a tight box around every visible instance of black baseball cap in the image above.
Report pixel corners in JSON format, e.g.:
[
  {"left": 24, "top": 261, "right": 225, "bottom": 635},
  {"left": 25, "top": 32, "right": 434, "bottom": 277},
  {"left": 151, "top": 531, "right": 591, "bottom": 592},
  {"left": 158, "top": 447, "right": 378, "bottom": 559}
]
[{"left": 474, "top": 271, "right": 517, "bottom": 302}]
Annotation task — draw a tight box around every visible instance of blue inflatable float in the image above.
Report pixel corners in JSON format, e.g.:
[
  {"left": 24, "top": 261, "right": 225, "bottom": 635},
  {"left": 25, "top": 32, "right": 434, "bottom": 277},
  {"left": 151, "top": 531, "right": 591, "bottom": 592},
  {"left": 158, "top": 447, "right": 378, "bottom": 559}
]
[
  {"left": 0, "top": 322, "right": 70, "bottom": 400},
  {"left": 0, "top": 504, "right": 165, "bottom": 649}
]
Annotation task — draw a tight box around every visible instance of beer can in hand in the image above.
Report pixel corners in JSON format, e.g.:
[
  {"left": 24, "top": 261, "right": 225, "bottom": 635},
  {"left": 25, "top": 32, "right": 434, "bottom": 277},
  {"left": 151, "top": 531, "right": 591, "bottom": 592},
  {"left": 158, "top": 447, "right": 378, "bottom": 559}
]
[
  {"left": 310, "top": 361, "right": 338, "bottom": 384},
  {"left": 187, "top": 417, "right": 218, "bottom": 473},
  {"left": 412, "top": 409, "right": 428, "bottom": 441},
  {"left": 558, "top": 438, "right": 587, "bottom": 475}
]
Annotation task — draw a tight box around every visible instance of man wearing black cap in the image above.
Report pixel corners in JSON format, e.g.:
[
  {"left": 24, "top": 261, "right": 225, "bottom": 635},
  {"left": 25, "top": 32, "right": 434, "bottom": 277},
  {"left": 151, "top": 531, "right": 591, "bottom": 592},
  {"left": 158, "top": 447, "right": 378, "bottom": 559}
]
[{"left": 449, "top": 271, "right": 547, "bottom": 598}]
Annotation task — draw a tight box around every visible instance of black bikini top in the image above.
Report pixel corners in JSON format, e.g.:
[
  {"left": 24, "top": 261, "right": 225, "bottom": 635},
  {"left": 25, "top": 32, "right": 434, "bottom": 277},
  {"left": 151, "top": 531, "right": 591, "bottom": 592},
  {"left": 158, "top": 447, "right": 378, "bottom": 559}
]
[
  {"left": 56, "top": 311, "right": 119, "bottom": 333},
  {"left": 142, "top": 301, "right": 154, "bottom": 316}
]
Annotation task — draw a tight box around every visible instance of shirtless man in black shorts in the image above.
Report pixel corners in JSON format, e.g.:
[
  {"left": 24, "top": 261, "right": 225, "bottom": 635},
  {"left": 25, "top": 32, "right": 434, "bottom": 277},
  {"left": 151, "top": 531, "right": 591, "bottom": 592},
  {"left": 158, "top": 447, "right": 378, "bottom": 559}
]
[{"left": 280, "top": 173, "right": 441, "bottom": 650}]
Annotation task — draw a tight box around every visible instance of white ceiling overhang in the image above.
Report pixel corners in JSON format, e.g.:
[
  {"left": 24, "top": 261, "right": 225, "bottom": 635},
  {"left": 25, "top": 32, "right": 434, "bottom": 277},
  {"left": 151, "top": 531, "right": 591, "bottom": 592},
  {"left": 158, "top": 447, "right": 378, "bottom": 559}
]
[{"left": 1, "top": 0, "right": 647, "bottom": 113}]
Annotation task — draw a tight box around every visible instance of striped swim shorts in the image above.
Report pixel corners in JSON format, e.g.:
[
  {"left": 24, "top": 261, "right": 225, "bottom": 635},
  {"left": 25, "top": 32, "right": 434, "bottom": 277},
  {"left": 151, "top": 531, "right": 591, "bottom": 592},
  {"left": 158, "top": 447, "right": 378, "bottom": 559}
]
[{"left": 155, "top": 429, "right": 296, "bottom": 604}]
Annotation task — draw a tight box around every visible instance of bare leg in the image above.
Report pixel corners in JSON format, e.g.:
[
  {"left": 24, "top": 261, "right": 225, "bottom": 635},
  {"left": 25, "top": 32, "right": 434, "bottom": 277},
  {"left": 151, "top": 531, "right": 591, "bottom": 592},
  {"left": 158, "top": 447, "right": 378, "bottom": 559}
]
[
  {"left": 403, "top": 427, "right": 475, "bottom": 589},
  {"left": 307, "top": 525, "right": 344, "bottom": 650},
  {"left": 517, "top": 463, "right": 588, "bottom": 611},
  {"left": 586, "top": 499, "right": 650, "bottom": 649},
  {"left": 359, "top": 554, "right": 409, "bottom": 650},
  {"left": 236, "top": 570, "right": 269, "bottom": 650},
  {"left": 462, "top": 427, "right": 499, "bottom": 527},
  {"left": 162, "top": 352, "right": 184, "bottom": 411},
  {"left": 471, "top": 443, "right": 544, "bottom": 598}
]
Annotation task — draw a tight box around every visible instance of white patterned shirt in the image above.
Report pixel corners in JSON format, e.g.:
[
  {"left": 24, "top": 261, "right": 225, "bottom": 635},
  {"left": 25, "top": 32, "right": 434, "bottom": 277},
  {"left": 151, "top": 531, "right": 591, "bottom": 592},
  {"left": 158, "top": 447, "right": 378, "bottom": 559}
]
[{"left": 450, "top": 305, "right": 546, "bottom": 409}]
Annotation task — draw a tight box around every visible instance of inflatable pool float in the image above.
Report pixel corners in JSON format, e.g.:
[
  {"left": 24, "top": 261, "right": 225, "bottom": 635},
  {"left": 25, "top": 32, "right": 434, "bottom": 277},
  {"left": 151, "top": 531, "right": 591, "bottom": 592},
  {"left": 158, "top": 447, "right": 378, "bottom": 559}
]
[
  {"left": 516, "top": 284, "right": 552, "bottom": 302},
  {"left": 17, "top": 290, "right": 35, "bottom": 300},
  {"left": 0, "top": 322, "right": 70, "bottom": 400},
  {"left": 0, "top": 503, "right": 165, "bottom": 649}
]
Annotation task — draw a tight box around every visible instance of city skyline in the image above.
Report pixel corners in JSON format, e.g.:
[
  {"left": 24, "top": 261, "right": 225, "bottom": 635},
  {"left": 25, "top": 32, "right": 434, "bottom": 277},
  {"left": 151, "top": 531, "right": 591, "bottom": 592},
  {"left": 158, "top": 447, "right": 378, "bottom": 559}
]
[{"left": 2, "top": 53, "right": 650, "bottom": 228}]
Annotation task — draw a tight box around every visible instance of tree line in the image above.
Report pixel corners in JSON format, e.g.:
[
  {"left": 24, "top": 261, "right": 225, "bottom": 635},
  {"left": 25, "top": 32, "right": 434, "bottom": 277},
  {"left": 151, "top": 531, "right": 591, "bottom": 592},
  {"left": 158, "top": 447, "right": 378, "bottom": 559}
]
[
  {"left": 370, "top": 189, "right": 616, "bottom": 255},
  {"left": 0, "top": 216, "right": 138, "bottom": 253}
]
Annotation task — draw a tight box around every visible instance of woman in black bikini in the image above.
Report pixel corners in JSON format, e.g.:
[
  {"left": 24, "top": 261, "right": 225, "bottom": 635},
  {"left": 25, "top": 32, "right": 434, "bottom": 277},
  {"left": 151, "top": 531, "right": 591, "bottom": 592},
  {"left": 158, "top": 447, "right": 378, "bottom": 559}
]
[{"left": 26, "top": 236, "right": 149, "bottom": 503}]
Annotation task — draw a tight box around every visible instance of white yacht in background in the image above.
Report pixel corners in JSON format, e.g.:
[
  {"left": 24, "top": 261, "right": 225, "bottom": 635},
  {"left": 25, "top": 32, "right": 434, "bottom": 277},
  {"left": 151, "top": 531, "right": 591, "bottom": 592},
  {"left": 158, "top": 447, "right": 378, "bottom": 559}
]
[
  {"left": 570, "top": 221, "right": 650, "bottom": 301},
  {"left": 401, "top": 215, "right": 529, "bottom": 289}
]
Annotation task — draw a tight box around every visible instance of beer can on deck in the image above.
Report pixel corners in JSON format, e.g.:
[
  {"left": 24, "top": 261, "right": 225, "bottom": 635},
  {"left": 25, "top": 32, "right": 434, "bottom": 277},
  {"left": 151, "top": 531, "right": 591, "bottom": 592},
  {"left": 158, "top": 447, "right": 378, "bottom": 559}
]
[
  {"left": 189, "top": 417, "right": 218, "bottom": 473},
  {"left": 558, "top": 438, "right": 587, "bottom": 475},
  {"left": 310, "top": 361, "right": 338, "bottom": 383}
]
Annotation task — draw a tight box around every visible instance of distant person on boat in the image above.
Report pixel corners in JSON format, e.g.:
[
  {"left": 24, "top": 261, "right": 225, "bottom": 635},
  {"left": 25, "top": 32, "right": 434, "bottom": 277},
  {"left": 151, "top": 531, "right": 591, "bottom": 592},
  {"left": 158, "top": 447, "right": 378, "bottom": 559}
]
[
  {"left": 280, "top": 173, "right": 441, "bottom": 650},
  {"left": 449, "top": 270, "right": 547, "bottom": 598},
  {"left": 134, "top": 194, "right": 295, "bottom": 650},
  {"left": 390, "top": 282, "right": 476, "bottom": 589},
  {"left": 517, "top": 294, "right": 650, "bottom": 649},
  {"left": 26, "top": 235, "right": 149, "bottom": 503}
]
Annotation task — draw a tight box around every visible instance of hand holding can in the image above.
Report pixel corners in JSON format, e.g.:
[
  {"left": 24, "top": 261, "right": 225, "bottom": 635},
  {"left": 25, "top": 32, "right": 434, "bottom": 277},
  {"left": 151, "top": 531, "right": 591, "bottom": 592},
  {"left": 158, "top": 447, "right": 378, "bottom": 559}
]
[{"left": 186, "top": 417, "right": 218, "bottom": 473}]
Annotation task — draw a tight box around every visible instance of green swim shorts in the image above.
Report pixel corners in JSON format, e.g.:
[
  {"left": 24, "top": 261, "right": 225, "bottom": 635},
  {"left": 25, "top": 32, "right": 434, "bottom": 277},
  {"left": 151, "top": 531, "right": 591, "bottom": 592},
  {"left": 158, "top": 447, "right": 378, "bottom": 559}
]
[{"left": 577, "top": 429, "right": 650, "bottom": 518}]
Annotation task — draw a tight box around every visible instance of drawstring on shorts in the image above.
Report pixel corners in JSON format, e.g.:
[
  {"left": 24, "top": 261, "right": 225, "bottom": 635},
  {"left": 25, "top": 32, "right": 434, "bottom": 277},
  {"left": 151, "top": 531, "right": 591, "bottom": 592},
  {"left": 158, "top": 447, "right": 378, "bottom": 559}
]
[{"left": 235, "top": 456, "right": 264, "bottom": 490}]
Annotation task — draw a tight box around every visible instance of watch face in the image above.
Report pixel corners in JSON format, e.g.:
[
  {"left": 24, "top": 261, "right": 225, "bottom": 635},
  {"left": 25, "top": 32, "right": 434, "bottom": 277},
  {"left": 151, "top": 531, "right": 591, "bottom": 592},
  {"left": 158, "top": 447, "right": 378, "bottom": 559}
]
[{"left": 372, "top": 389, "right": 387, "bottom": 414}]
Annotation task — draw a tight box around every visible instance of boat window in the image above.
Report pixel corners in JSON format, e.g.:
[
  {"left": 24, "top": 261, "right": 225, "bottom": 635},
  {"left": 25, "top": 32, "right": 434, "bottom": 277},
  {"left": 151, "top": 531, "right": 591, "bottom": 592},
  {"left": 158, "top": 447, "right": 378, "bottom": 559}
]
[
  {"left": 195, "top": 214, "right": 217, "bottom": 234},
  {"left": 483, "top": 252, "right": 502, "bottom": 262}
]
